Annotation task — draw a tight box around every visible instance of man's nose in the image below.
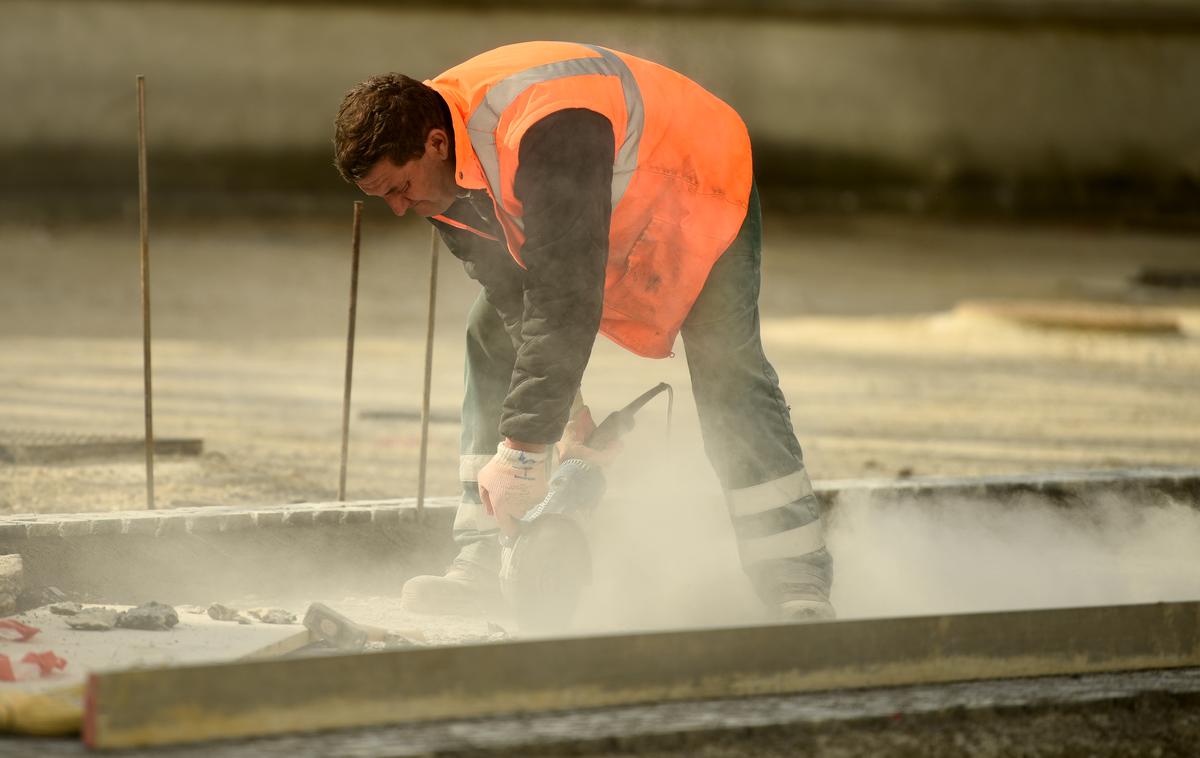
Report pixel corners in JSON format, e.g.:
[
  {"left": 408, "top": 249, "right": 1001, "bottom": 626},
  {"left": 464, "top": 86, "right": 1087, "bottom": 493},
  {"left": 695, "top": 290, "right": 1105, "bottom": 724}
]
[{"left": 386, "top": 197, "right": 408, "bottom": 216}]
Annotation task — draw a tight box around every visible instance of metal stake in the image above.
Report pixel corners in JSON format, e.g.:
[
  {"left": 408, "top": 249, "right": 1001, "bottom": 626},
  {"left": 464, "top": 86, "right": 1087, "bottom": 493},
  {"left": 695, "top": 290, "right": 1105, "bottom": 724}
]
[
  {"left": 416, "top": 227, "right": 440, "bottom": 516},
  {"left": 136, "top": 75, "right": 155, "bottom": 510},
  {"left": 337, "top": 201, "right": 363, "bottom": 501}
]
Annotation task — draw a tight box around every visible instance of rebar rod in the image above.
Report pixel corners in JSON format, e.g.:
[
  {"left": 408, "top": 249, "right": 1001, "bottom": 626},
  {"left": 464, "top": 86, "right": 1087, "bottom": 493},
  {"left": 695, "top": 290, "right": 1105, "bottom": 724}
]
[
  {"left": 337, "top": 201, "right": 363, "bottom": 501},
  {"left": 136, "top": 75, "right": 155, "bottom": 511}
]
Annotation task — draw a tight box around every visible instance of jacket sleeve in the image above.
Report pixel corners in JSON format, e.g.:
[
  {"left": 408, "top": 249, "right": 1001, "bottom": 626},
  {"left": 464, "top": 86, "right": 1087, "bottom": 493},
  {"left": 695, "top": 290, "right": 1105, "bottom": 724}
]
[
  {"left": 431, "top": 218, "right": 525, "bottom": 349},
  {"left": 500, "top": 108, "right": 615, "bottom": 444}
]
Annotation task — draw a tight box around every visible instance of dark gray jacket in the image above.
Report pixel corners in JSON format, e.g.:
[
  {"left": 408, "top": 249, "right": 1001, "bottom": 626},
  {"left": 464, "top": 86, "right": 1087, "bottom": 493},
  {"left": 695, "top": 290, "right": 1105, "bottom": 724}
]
[{"left": 430, "top": 109, "right": 615, "bottom": 444}]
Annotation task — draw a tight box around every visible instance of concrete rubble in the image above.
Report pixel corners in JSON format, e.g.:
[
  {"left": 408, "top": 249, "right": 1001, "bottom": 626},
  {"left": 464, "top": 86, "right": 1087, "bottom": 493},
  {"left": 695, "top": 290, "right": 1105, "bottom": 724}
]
[
  {"left": 248, "top": 608, "right": 296, "bottom": 625},
  {"left": 207, "top": 603, "right": 252, "bottom": 624},
  {"left": 115, "top": 601, "right": 178, "bottom": 631},
  {"left": 48, "top": 602, "right": 82, "bottom": 616},
  {"left": 364, "top": 632, "right": 426, "bottom": 651},
  {"left": 65, "top": 608, "right": 120, "bottom": 631}
]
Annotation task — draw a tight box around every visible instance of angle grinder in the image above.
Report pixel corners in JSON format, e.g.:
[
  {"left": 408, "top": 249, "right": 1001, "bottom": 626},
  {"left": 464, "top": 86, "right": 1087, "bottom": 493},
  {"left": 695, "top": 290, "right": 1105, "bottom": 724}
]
[{"left": 499, "top": 382, "right": 672, "bottom": 633}]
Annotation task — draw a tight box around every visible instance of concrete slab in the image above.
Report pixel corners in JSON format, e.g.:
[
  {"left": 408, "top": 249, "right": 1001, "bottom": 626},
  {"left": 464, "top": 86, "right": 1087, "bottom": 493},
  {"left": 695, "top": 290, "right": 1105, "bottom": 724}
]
[{"left": 0, "top": 605, "right": 308, "bottom": 695}]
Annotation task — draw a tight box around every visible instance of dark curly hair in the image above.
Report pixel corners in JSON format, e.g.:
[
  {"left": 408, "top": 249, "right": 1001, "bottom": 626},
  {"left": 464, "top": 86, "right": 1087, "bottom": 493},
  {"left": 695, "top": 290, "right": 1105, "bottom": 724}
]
[{"left": 333, "top": 74, "right": 453, "bottom": 182}]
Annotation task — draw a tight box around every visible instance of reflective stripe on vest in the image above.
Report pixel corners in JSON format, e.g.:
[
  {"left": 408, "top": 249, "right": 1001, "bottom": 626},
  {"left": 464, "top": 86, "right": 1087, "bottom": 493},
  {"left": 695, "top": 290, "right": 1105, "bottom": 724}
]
[{"left": 465, "top": 44, "right": 644, "bottom": 233}]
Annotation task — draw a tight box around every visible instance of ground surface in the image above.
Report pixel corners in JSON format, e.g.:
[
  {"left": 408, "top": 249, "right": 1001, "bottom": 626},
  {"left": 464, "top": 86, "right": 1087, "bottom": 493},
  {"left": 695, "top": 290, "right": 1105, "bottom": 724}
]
[
  {"left": 2, "top": 211, "right": 1200, "bottom": 753},
  {"left": 5, "top": 667, "right": 1199, "bottom": 756},
  {"left": 0, "top": 604, "right": 306, "bottom": 693},
  {"left": 1, "top": 212, "right": 1198, "bottom": 513}
]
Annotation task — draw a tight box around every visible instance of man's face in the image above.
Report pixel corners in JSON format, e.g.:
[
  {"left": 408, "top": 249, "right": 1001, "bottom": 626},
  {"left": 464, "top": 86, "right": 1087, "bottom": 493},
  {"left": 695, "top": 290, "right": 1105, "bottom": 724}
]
[{"left": 355, "top": 128, "right": 458, "bottom": 217}]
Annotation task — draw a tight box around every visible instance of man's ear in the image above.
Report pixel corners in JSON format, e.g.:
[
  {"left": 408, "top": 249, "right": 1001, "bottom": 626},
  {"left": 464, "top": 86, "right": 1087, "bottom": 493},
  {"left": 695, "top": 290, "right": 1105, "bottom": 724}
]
[{"left": 427, "top": 128, "right": 451, "bottom": 160}]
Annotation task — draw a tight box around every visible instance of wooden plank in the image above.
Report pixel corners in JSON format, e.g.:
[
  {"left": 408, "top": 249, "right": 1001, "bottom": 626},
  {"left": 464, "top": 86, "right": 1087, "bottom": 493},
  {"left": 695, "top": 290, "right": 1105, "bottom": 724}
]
[{"left": 84, "top": 601, "right": 1200, "bottom": 749}]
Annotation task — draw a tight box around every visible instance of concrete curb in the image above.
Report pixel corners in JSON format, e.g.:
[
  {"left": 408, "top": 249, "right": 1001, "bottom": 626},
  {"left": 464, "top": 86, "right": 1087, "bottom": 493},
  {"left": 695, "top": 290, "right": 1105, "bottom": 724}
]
[
  {"left": 2, "top": 467, "right": 1194, "bottom": 541},
  {"left": 817, "top": 467, "right": 1200, "bottom": 509},
  {"left": 0, "top": 499, "right": 460, "bottom": 604},
  {"left": 0, "top": 469, "right": 1195, "bottom": 604},
  {"left": 0, "top": 497, "right": 459, "bottom": 542}
]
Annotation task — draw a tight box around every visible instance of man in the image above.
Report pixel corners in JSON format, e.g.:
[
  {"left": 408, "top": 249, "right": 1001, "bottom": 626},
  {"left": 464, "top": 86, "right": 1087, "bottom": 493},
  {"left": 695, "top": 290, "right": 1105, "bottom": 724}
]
[{"left": 334, "top": 41, "right": 833, "bottom": 621}]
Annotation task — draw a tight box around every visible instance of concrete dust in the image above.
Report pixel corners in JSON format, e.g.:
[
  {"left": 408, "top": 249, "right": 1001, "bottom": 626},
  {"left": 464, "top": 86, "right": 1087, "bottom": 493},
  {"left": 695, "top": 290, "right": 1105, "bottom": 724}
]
[
  {"left": 827, "top": 492, "right": 1200, "bottom": 620},
  {"left": 530, "top": 429, "right": 1200, "bottom": 634},
  {"left": 572, "top": 444, "right": 765, "bottom": 635}
]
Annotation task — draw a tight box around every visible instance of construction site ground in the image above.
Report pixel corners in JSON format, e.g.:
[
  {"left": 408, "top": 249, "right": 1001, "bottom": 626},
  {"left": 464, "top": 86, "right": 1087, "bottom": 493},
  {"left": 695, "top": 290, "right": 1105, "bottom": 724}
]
[
  {"left": 2, "top": 211, "right": 1200, "bottom": 753},
  {"left": 2, "top": 211, "right": 1199, "bottom": 514}
]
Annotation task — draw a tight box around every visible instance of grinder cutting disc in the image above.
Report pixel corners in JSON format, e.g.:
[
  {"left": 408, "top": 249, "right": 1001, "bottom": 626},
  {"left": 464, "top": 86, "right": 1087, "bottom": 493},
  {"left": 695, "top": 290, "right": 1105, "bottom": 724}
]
[{"left": 500, "top": 514, "right": 592, "bottom": 633}]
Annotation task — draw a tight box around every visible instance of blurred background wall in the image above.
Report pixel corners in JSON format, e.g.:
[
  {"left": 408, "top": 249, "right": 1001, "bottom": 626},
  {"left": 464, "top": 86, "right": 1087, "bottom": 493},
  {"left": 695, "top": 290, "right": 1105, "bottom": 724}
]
[{"left": 3, "top": 0, "right": 1200, "bottom": 220}]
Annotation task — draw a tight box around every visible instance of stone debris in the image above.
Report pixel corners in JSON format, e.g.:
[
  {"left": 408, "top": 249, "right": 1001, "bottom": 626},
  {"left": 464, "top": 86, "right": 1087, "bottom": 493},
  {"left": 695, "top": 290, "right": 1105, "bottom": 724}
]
[
  {"left": 178, "top": 604, "right": 208, "bottom": 615},
  {"left": 66, "top": 608, "right": 120, "bottom": 631},
  {"left": 0, "top": 554, "right": 23, "bottom": 616},
  {"left": 247, "top": 608, "right": 296, "bottom": 625},
  {"left": 366, "top": 631, "right": 426, "bottom": 651},
  {"left": 116, "top": 601, "right": 179, "bottom": 631},
  {"left": 49, "top": 602, "right": 83, "bottom": 616},
  {"left": 207, "top": 602, "right": 238, "bottom": 621},
  {"left": 303, "top": 603, "right": 369, "bottom": 650},
  {"left": 208, "top": 603, "right": 252, "bottom": 624}
]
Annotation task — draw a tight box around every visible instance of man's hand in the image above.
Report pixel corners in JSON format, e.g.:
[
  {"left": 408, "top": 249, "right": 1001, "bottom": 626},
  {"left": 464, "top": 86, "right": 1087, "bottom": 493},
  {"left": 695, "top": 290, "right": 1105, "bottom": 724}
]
[
  {"left": 556, "top": 406, "right": 623, "bottom": 467},
  {"left": 478, "top": 442, "right": 549, "bottom": 537}
]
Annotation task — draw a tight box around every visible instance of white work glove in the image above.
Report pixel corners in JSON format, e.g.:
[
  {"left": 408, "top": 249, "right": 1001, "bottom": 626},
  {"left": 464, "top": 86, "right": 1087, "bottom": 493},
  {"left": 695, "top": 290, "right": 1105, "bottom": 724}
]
[
  {"left": 478, "top": 442, "right": 549, "bottom": 537},
  {"left": 556, "top": 406, "right": 623, "bottom": 468}
]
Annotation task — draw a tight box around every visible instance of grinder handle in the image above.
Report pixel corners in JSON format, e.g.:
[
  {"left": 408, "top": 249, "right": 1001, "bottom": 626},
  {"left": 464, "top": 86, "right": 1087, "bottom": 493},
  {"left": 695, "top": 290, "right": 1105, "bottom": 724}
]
[{"left": 585, "top": 382, "right": 670, "bottom": 449}]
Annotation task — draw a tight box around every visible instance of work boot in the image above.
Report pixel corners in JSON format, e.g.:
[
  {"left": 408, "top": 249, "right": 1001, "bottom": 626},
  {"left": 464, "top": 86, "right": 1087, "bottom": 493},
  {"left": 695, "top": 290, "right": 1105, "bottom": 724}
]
[
  {"left": 752, "top": 548, "right": 836, "bottom": 624},
  {"left": 399, "top": 539, "right": 504, "bottom": 618},
  {"left": 780, "top": 596, "right": 837, "bottom": 622}
]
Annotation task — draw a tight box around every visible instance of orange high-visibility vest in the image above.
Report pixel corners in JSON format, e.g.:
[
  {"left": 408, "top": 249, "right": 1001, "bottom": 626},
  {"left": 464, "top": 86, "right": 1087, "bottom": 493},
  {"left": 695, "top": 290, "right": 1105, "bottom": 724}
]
[{"left": 429, "top": 41, "right": 753, "bottom": 358}]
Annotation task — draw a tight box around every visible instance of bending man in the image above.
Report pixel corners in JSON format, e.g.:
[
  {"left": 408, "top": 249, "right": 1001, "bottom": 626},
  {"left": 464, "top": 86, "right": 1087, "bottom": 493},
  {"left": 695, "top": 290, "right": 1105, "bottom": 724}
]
[{"left": 333, "top": 41, "right": 833, "bottom": 621}]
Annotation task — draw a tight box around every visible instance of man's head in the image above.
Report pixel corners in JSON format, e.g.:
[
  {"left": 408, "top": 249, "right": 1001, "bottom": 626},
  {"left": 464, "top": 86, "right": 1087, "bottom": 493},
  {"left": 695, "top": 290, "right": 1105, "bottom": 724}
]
[{"left": 334, "top": 74, "right": 459, "bottom": 217}]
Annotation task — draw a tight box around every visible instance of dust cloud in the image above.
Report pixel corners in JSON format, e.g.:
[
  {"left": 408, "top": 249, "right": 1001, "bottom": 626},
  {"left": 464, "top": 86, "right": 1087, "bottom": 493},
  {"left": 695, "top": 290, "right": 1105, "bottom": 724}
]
[
  {"left": 570, "top": 441, "right": 767, "bottom": 635},
  {"left": 827, "top": 490, "right": 1200, "bottom": 620},
  {"left": 565, "top": 440, "right": 1200, "bottom": 634}
]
